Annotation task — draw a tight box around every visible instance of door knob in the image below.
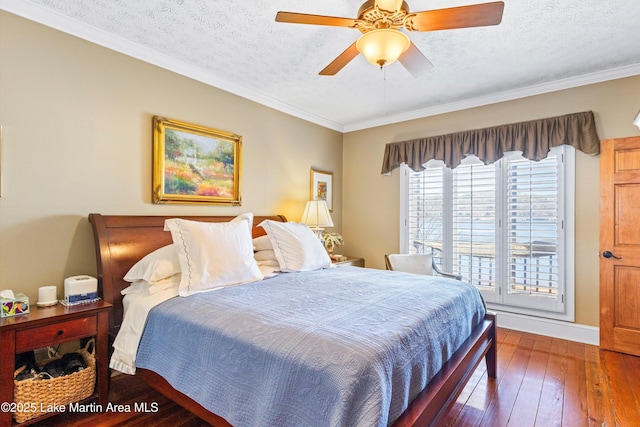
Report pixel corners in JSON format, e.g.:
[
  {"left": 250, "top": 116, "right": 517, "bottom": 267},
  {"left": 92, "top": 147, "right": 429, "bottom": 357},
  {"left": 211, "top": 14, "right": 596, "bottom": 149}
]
[{"left": 602, "top": 250, "right": 621, "bottom": 260}]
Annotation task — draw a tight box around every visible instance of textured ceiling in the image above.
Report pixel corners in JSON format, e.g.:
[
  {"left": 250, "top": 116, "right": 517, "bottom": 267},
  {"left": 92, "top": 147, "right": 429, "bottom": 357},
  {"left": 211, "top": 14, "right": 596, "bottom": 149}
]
[{"left": 3, "top": 0, "right": 640, "bottom": 131}]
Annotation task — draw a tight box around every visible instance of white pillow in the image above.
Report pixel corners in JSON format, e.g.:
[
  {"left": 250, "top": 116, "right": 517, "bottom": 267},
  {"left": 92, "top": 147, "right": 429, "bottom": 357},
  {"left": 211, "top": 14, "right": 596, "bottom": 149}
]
[
  {"left": 121, "top": 274, "right": 181, "bottom": 296},
  {"left": 258, "top": 220, "right": 332, "bottom": 272},
  {"left": 253, "top": 235, "right": 273, "bottom": 251},
  {"left": 164, "top": 213, "right": 263, "bottom": 296},
  {"left": 254, "top": 249, "right": 277, "bottom": 262},
  {"left": 253, "top": 230, "right": 279, "bottom": 268},
  {"left": 123, "top": 244, "right": 181, "bottom": 284}
]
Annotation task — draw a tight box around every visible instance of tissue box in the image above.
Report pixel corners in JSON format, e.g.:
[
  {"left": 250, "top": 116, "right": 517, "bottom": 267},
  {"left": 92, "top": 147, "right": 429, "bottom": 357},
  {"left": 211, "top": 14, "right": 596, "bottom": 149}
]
[{"left": 1, "top": 293, "right": 30, "bottom": 318}]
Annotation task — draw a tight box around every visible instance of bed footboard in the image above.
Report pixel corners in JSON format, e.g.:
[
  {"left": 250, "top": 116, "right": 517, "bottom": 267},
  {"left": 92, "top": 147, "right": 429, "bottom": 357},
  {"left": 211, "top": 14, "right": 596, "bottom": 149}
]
[{"left": 393, "top": 311, "right": 497, "bottom": 427}]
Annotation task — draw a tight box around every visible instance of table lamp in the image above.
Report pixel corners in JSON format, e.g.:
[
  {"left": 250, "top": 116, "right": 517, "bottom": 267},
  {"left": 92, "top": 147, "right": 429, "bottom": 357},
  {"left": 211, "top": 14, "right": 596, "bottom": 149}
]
[{"left": 301, "top": 199, "right": 334, "bottom": 240}]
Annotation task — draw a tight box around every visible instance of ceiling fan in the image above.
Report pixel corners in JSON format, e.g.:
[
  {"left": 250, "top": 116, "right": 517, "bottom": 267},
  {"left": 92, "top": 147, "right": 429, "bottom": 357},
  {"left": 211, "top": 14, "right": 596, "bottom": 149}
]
[{"left": 276, "top": 0, "right": 504, "bottom": 77}]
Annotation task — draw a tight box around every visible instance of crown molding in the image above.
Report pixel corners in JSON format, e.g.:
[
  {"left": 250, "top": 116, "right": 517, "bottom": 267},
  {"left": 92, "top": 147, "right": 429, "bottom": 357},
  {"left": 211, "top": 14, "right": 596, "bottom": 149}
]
[
  {"left": 344, "top": 63, "right": 640, "bottom": 132},
  {"left": 0, "top": 0, "right": 344, "bottom": 132},
  {"left": 3, "top": 0, "right": 639, "bottom": 134}
]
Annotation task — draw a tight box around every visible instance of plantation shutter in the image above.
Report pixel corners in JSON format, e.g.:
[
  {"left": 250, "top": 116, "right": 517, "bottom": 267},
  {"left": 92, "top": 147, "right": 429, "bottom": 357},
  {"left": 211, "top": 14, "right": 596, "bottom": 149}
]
[
  {"left": 407, "top": 163, "right": 445, "bottom": 263},
  {"left": 503, "top": 153, "right": 562, "bottom": 309},
  {"left": 452, "top": 162, "right": 497, "bottom": 297},
  {"left": 401, "top": 146, "right": 571, "bottom": 318}
]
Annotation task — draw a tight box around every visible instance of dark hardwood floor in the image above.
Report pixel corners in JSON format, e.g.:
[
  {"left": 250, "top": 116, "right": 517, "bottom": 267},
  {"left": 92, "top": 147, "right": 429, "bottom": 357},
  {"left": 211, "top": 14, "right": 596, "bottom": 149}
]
[{"left": 31, "top": 328, "right": 640, "bottom": 426}]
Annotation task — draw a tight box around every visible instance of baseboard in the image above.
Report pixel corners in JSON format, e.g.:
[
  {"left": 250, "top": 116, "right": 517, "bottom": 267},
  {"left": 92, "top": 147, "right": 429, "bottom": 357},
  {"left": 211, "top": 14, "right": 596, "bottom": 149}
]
[{"left": 493, "top": 310, "right": 600, "bottom": 346}]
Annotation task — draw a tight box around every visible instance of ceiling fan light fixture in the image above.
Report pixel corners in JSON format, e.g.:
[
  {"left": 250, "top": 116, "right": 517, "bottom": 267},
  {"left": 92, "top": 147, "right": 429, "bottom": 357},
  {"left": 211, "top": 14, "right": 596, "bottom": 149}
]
[
  {"left": 374, "top": 0, "right": 404, "bottom": 13},
  {"left": 356, "top": 29, "right": 410, "bottom": 68}
]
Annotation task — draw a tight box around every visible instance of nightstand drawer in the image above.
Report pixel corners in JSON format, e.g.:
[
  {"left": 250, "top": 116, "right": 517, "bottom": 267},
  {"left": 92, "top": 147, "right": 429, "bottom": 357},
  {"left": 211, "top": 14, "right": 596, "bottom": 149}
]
[{"left": 15, "top": 316, "right": 97, "bottom": 352}]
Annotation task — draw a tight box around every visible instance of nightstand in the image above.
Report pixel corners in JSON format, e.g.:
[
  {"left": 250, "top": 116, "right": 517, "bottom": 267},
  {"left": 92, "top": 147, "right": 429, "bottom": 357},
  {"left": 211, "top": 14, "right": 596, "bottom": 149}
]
[
  {"left": 0, "top": 301, "right": 111, "bottom": 427},
  {"left": 332, "top": 256, "right": 365, "bottom": 268}
]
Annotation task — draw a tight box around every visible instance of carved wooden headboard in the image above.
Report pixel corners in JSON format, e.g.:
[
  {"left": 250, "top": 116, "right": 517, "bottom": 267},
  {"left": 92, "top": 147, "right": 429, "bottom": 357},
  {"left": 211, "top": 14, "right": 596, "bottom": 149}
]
[{"left": 88, "top": 213, "right": 287, "bottom": 336}]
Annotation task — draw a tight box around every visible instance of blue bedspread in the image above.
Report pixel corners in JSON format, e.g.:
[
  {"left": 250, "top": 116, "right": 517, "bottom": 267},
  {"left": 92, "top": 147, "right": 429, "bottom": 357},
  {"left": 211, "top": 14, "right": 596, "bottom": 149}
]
[{"left": 135, "top": 267, "right": 486, "bottom": 427}]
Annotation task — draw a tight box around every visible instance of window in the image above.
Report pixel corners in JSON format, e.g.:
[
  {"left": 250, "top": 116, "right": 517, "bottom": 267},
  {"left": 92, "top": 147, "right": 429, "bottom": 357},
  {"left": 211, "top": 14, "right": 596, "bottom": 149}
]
[{"left": 401, "top": 146, "right": 574, "bottom": 320}]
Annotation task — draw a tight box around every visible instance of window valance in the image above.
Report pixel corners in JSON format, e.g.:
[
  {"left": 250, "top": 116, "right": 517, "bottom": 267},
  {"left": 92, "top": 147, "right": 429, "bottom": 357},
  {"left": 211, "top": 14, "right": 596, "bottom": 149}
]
[{"left": 381, "top": 111, "right": 600, "bottom": 174}]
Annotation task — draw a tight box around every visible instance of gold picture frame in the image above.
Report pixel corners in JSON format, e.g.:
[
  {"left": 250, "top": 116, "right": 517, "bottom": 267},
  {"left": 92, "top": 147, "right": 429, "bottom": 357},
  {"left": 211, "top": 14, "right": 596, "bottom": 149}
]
[
  {"left": 152, "top": 116, "right": 241, "bottom": 205},
  {"left": 310, "top": 168, "right": 333, "bottom": 211}
]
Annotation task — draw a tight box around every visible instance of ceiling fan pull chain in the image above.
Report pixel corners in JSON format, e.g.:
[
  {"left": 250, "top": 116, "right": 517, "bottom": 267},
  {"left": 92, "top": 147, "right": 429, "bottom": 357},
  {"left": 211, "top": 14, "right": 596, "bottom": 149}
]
[{"left": 382, "top": 66, "right": 388, "bottom": 115}]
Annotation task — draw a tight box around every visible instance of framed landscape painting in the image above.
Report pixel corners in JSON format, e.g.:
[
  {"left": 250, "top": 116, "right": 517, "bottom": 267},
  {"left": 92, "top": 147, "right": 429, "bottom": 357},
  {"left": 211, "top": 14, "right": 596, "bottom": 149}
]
[{"left": 152, "top": 116, "right": 241, "bottom": 205}]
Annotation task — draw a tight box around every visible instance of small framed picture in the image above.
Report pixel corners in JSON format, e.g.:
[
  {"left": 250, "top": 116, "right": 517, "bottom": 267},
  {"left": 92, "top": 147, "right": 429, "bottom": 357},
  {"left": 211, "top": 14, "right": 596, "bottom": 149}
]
[
  {"left": 152, "top": 116, "right": 242, "bottom": 205},
  {"left": 310, "top": 168, "right": 333, "bottom": 211}
]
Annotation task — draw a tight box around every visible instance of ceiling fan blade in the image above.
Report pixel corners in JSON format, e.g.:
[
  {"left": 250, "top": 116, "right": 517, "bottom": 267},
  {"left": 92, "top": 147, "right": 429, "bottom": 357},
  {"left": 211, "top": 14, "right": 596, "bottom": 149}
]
[
  {"left": 319, "top": 42, "right": 360, "bottom": 76},
  {"left": 276, "top": 11, "right": 357, "bottom": 28},
  {"left": 398, "top": 42, "right": 434, "bottom": 78},
  {"left": 408, "top": 1, "right": 504, "bottom": 32}
]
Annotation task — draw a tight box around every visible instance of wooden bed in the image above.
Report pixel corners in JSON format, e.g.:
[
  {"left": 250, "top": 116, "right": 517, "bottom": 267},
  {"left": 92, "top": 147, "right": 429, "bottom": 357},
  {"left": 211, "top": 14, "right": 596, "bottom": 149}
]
[{"left": 89, "top": 213, "right": 496, "bottom": 427}]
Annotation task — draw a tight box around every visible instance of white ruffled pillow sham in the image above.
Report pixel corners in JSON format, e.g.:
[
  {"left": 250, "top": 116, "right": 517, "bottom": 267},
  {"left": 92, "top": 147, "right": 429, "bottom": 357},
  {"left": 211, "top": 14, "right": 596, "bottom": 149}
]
[
  {"left": 258, "top": 220, "right": 332, "bottom": 272},
  {"left": 164, "top": 213, "right": 263, "bottom": 296}
]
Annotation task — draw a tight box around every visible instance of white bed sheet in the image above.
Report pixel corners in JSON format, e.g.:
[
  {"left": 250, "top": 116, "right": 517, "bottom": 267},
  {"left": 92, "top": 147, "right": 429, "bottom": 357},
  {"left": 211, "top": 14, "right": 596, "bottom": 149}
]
[
  {"left": 109, "top": 286, "right": 178, "bottom": 374},
  {"left": 110, "top": 267, "right": 280, "bottom": 375}
]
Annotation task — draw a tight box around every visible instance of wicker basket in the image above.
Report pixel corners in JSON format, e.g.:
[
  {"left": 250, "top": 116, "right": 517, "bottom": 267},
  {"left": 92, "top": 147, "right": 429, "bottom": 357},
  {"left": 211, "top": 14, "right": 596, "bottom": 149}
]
[{"left": 13, "top": 339, "right": 96, "bottom": 423}]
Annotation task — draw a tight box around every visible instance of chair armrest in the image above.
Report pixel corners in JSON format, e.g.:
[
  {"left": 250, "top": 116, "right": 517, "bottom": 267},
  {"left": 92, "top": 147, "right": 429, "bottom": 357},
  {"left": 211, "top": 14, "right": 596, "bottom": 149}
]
[{"left": 431, "top": 260, "right": 463, "bottom": 281}]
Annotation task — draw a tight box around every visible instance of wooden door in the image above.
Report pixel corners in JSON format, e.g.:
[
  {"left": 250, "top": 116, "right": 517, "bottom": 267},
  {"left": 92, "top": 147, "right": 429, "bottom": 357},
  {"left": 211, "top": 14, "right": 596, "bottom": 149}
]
[{"left": 600, "top": 136, "right": 640, "bottom": 356}]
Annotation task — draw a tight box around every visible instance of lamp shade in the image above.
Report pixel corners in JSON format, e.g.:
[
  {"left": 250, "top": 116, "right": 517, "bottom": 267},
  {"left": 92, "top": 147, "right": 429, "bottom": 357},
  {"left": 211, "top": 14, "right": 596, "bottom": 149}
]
[
  {"left": 356, "top": 28, "right": 410, "bottom": 67},
  {"left": 634, "top": 110, "right": 640, "bottom": 129},
  {"left": 301, "top": 200, "right": 334, "bottom": 228}
]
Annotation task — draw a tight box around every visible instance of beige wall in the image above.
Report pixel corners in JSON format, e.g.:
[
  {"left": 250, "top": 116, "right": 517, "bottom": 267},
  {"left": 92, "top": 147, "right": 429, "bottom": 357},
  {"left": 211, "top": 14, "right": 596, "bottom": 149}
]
[
  {"left": 343, "top": 75, "right": 640, "bottom": 327},
  {"left": 0, "top": 12, "right": 343, "bottom": 303},
  {"left": 3, "top": 11, "right": 640, "bottom": 330}
]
